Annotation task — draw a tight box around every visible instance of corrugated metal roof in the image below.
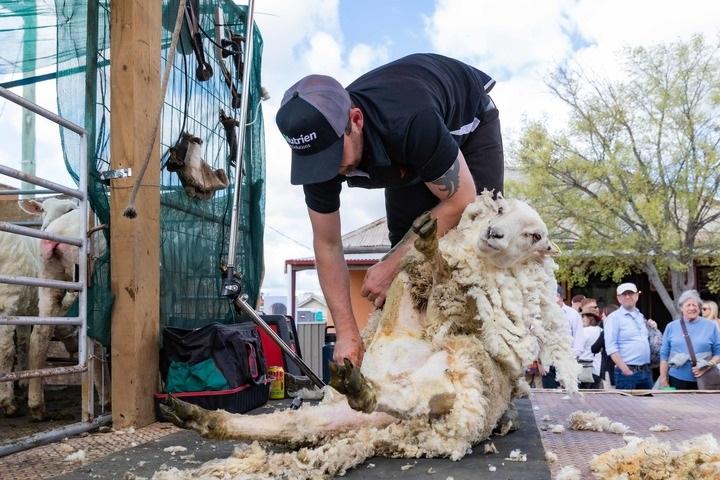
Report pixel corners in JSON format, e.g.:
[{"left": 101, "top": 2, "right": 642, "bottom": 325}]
[
  {"left": 341, "top": 217, "right": 390, "bottom": 253},
  {"left": 285, "top": 252, "right": 384, "bottom": 270}
]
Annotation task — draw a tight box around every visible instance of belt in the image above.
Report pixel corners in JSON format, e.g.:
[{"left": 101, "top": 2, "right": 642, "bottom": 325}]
[{"left": 625, "top": 364, "right": 650, "bottom": 372}]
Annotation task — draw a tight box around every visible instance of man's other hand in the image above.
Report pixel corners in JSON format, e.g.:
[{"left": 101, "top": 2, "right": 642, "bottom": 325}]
[
  {"left": 333, "top": 331, "right": 365, "bottom": 368},
  {"left": 361, "top": 260, "right": 397, "bottom": 308}
]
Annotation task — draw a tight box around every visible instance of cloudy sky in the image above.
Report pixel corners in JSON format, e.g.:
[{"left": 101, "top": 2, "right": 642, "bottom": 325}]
[
  {"left": 255, "top": 0, "right": 720, "bottom": 300},
  {"left": 2, "top": 0, "right": 720, "bottom": 303}
]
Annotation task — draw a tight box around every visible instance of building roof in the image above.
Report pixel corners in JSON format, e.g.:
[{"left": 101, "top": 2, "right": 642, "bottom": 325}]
[
  {"left": 341, "top": 217, "right": 390, "bottom": 254},
  {"left": 285, "top": 252, "right": 384, "bottom": 271},
  {"left": 297, "top": 293, "right": 327, "bottom": 309}
]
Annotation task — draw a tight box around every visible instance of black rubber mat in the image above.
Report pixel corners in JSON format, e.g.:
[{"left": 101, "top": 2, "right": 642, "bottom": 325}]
[{"left": 56, "top": 397, "right": 549, "bottom": 479}]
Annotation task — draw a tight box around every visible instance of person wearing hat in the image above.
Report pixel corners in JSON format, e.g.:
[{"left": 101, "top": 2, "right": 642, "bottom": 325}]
[
  {"left": 603, "top": 282, "right": 654, "bottom": 389},
  {"left": 578, "top": 302, "right": 602, "bottom": 388},
  {"left": 276, "top": 54, "right": 503, "bottom": 367}
]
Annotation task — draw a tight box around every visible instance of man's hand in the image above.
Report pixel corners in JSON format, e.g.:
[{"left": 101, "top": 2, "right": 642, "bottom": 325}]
[
  {"left": 361, "top": 259, "right": 398, "bottom": 308},
  {"left": 333, "top": 330, "right": 365, "bottom": 367},
  {"left": 620, "top": 368, "right": 634, "bottom": 376},
  {"left": 659, "top": 375, "right": 670, "bottom": 388}
]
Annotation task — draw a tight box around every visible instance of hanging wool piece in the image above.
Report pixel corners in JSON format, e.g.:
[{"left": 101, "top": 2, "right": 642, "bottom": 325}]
[{"left": 167, "top": 132, "right": 229, "bottom": 200}]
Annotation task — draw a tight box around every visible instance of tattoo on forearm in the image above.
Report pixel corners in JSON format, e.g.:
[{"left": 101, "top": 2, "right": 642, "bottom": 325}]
[{"left": 431, "top": 157, "right": 460, "bottom": 197}]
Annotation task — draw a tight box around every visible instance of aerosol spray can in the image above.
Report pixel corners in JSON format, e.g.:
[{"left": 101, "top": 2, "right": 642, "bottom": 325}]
[{"left": 268, "top": 365, "right": 285, "bottom": 400}]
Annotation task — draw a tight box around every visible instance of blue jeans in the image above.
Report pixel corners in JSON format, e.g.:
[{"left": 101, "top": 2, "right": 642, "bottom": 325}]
[{"left": 614, "top": 367, "right": 653, "bottom": 389}]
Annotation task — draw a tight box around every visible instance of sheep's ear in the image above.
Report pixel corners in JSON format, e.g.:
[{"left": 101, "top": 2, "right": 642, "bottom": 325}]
[
  {"left": 18, "top": 199, "right": 43, "bottom": 215},
  {"left": 496, "top": 196, "right": 508, "bottom": 215}
]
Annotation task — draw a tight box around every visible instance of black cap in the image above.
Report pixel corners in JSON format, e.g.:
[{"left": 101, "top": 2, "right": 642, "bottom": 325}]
[{"left": 275, "top": 75, "right": 351, "bottom": 185}]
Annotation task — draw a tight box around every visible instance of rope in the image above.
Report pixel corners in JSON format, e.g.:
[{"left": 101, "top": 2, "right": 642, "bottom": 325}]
[{"left": 122, "top": 0, "right": 187, "bottom": 219}]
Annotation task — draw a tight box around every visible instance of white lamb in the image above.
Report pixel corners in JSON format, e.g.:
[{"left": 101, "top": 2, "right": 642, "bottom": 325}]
[
  {"left": 0, "top": 197, "right": 77, "bottom": 416},
  {"left": 26, "top": 207, "right": 111, "bottom": 420},
  {"left": 156, "top": 193, "right": 579, "bottom": 479}
]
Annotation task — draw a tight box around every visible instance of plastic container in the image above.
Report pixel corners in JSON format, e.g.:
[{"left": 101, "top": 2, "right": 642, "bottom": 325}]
[{"left": 322, "top": 326, "right": 336, "bottom": 384}]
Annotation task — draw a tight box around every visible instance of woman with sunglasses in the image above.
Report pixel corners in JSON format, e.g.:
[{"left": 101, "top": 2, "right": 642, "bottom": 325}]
[{"left": 702, "top": 300, "right": 719, "bottom": 330}]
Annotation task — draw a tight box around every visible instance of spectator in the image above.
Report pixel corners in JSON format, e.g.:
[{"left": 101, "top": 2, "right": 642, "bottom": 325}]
[
  {"left": 541, "top": 287, "right": 585, "bottom": 388},
  {"left": 659, "top": 290, "right": 720, "bottom": 390},
  {"left": 604, "top": 282, "right": 653, "bottom": 390},
  {"left": 593, "top": 304, "right": 619, "bottom": 387},
  {"left": 571, "top": 294, "right": 586, "bottom": 313},
  {"left": 580, "top": 297, "right": 599, "bottom": 313},
  {"left": 578, "top": 303, "right": 602, "bottom": 388},
  {"left": 702, "top": 300, "right": 719, "bottom": 330}
]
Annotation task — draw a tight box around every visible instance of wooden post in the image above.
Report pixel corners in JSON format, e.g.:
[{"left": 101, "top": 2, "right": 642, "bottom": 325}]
[{"left": 109, "top": 0, "right": 161, "bottom": 427}]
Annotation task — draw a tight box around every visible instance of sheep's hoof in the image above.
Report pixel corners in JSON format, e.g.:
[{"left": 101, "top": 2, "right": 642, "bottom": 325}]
[
  {"left": 0, "top": 402, "right": 20, "bottom": 418},
  {"left": 29, "top": 405, "right": 48, "bottom": 422},
  {"left": 493, "top": 403, "right": 520, "bottom": 436},
  {"left": 160, "top": 396, "right": 216, "bottom": 437},
  {"left": 412, "top": 212, "right": 438, "bottom": 258},
  {"left": 329, "top": 358, "right": 377, "bottom": 413}
]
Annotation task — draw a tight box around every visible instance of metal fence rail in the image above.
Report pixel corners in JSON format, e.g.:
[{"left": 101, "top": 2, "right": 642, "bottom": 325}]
[{"left": 0, "top": 85, "right": 108, "bottom": 450}]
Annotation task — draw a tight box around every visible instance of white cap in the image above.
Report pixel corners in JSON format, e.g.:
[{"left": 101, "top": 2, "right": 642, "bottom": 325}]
[{"left": 616, "top": 282, "right": 638, "bottom": 295}]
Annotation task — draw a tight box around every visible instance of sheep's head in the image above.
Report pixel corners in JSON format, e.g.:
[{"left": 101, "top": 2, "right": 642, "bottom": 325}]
[
  {"left": 18, "top": 197, "right": 78, "bottom": 230},
  {"left": 475, "top": 196, "right": 557, "bottom": 268}
]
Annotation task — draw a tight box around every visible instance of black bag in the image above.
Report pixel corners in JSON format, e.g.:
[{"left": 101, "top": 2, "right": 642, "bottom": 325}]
[
  {"left": 160, "top": 322, "right": 267, "bottom": 390},
  {"left": 679, "top": 319, "right": 720, "bottom": 390}
]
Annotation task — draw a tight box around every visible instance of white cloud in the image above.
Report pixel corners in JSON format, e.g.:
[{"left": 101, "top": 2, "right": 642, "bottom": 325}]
[
  {"left": 423, "top": 0, "right": 720, "bottom": 165},
  {"left": 255, "top": 1, "right": 390, "bottom": 297}
]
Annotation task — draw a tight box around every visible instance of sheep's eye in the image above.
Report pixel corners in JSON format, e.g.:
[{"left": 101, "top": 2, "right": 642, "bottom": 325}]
[
  {"left": 525, "top": 232, "right": 542, "bottom": 243},
  {"left": 497, "top": 206, "right": 504, "bottom": 215}
]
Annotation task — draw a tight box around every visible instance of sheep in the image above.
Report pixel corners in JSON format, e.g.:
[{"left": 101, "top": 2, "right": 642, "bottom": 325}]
[
  {"left": 26, "top": 207, "right": 111, "bottom": 420},
  {"left": 156, "top": 192, "right": 579, "bottom": 480},
  {"left": 0, "top": 197, "right": 77, "bottom": 416}
]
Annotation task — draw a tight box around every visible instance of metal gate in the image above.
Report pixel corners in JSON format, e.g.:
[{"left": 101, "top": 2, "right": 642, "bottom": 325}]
[{"left": 0, "top": 86, "right": 110, "bottom": 456}]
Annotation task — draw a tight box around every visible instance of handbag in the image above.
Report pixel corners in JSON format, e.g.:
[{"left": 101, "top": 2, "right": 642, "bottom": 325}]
[
  {"left": 679, "top": 319, "right": 720, "bottom": 390},
  {"left": 578, "top": 361, "right": 595, "bottom": 384}
]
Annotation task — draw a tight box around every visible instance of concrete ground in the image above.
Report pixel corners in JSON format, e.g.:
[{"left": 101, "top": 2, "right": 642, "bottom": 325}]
[
  {"left": 6, "top": 397, "right": 548, "bottom": 480},
  {"left": 2, "top": 391, "right": 717, "bottom": 479}
]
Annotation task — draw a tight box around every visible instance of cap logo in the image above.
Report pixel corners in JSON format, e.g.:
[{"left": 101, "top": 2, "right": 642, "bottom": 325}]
[{"left": 284, "top": 131, "right": 318, "bottom": 150}]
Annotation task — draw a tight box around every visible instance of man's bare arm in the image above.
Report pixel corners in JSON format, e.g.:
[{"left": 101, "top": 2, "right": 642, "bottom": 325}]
[{"left": 308, "top": 208, "right": 364, "bottom": 366}]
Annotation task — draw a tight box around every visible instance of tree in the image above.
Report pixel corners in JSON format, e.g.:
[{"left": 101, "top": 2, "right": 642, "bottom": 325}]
[{"left": 511, "top": 35, "right": 720, "bottom": 318}]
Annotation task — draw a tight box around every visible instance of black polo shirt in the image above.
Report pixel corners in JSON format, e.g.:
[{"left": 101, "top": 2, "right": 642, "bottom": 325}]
[{"left": 304, "top": 53, "right": 495, "bottom": 214}]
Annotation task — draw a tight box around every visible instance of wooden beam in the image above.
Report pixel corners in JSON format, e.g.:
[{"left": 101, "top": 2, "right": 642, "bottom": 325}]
[{"left": 109, "top": 0, "right": 161, "bottom": 427}]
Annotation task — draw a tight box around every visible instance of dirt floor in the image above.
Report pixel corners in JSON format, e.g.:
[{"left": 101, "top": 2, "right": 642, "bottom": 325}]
[
  {"left": 0, "top": 390, "right": 717, "bottom": 479},
  {"left": 0, "top": 385, "right": 110, "bottom": 446}
]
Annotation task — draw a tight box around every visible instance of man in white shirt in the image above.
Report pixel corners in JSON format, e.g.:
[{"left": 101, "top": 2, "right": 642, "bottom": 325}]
[{"left": 541, "top": 287, "right": 585, "bottom": 388}]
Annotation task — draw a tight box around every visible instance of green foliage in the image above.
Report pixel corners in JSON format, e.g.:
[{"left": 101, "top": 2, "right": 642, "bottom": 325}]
[{"left": 510, "top": 35, "right": 720, "bottom": 314}]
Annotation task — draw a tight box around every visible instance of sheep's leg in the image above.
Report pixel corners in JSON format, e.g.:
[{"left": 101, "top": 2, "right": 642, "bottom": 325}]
[
  {"left": 411, "top": 212, "right": 451, "bottom": 282},
  {"left": 160, "top": 394, "right": 396, "bottom": 443},
  {"left": 28, "top": 286, "right": 64, "bottom": 420},
  {"left": 493, "top": 402, "right": 520, "bottom": 436},
  {"left": 0, "top": 325, "right": 18, "bottom": 416},
  {"left": 328, "top": 358, "right": 377, "bottom": 413},
  {"left": 27, "top": 324, "right": 54, "bottom": 420}
]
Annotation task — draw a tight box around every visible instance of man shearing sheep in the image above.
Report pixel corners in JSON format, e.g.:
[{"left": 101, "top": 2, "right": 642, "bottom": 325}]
[{"left": 275, "top": 53, "right": 504, "bottom": 367}]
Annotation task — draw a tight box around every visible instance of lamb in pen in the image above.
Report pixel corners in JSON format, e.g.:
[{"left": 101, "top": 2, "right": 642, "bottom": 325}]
[
  {"left": 158, "top": 193, "right": 580, "bottom": 479},
  {"left": 0, "top": 197, "right": 78, "bottom": 416},
  {"left": 25, "top": 206, "right": 111, "bottom": 420}
]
